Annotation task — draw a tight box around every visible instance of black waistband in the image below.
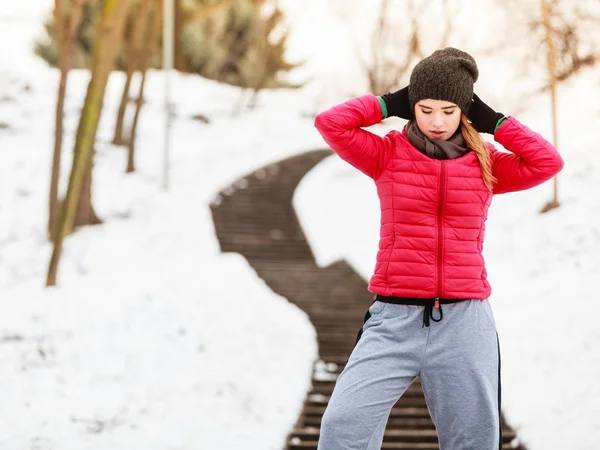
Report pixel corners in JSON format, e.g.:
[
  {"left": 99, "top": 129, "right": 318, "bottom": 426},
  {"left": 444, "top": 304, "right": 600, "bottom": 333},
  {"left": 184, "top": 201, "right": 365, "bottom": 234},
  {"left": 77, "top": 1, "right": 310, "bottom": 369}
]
[
  {"left": 374, "top": 295, "right": 466, "bottom": 305},
  {"left": 374, "top": 295, "right": 468, "bottom": 327}
]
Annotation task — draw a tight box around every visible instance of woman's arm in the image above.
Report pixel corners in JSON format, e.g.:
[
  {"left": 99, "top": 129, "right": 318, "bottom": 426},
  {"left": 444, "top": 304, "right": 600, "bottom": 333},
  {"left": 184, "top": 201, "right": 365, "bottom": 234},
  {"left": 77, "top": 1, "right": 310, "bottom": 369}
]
[
  {"left": 491, "top": 117, "right": 564, "bottom": 194},
  {"left": 314, "top": 94, "right": 392, "bottom": 179},
  {"left": 467, "top": 94, "right": 564, "bottom": 194}
]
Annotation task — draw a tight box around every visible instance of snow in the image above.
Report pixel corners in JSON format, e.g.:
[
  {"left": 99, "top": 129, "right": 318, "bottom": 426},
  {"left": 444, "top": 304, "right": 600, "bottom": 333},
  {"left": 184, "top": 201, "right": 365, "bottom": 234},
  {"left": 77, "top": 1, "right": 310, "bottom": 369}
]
[
  {"left": 0, "top": 65, "right": 320, "bottom": 448},
  {"left": 1, "top": 1, "right": 599, "bottom": 449}
]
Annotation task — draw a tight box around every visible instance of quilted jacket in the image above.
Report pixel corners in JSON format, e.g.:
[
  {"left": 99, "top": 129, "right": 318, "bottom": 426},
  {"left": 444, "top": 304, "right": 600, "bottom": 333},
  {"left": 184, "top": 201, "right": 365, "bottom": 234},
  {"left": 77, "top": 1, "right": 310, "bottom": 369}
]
[{"left": 314, "top": 94, "right": 564, "bottom": 299}]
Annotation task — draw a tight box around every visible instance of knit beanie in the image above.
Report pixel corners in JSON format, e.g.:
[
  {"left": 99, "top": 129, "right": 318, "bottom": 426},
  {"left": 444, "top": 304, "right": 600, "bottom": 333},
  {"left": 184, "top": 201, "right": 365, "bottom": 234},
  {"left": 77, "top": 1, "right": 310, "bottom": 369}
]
[{"left": 408, "top": 47, "right": 479, "bottom": 114}]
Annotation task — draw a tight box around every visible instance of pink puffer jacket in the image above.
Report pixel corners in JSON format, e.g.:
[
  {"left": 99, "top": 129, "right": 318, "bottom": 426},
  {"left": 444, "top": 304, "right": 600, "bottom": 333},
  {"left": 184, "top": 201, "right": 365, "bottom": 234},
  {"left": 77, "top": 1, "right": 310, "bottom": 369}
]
[{"left": 314, "top": 94, "right": 564, "bottom": 299}]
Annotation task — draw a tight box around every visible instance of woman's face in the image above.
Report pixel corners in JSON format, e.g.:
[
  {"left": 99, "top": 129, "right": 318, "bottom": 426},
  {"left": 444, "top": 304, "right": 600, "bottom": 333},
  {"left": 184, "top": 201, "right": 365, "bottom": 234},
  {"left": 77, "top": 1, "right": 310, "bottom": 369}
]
[{"left": 414, "top": 99, "right": 461, "bottom": 141}]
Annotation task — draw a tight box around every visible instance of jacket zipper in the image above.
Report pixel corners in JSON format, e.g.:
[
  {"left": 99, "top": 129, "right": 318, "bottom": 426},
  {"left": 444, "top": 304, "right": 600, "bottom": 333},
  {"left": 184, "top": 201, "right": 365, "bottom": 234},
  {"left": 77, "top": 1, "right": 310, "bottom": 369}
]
[{"left": 436, "top": 161, "right": 446, "bottom": 307}]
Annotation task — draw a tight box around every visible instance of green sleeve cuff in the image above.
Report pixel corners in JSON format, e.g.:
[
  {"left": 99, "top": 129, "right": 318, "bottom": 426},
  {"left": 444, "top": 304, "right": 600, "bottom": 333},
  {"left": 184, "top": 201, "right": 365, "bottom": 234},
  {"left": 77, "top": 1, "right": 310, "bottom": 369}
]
[
  {"left": 494, "top": 117, "right": 508, "bottom": 133},
  {"left": 377, "top": 96, "right": 388, "bottom": 119}
]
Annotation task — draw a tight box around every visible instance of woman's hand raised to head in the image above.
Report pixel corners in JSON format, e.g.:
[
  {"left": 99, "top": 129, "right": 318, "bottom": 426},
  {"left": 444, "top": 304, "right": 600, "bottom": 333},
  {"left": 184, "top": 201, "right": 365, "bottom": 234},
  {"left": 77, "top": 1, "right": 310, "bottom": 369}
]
[
  {"left": 467, "top": 94, "right": 505, "bottom": 135},
  {"left": 381, "top": 86, "right": 413, "bottom": 120}
]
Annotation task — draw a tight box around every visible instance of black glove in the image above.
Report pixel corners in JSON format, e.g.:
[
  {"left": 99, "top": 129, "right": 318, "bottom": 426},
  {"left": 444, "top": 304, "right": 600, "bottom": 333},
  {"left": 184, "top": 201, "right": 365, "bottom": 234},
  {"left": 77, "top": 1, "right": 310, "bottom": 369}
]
[
  {"left": 467, "top": 94, "right": 505, "bottom": 134},
  {"left": 381, "top": 86, "right": 413, "bottom": 120}
]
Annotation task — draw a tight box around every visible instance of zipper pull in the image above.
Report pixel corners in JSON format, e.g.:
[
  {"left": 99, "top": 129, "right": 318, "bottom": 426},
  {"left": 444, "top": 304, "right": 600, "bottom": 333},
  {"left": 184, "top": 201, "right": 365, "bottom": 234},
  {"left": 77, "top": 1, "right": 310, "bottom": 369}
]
[{"left": 434, "top": 298, "right": 440, "bottom": 309}]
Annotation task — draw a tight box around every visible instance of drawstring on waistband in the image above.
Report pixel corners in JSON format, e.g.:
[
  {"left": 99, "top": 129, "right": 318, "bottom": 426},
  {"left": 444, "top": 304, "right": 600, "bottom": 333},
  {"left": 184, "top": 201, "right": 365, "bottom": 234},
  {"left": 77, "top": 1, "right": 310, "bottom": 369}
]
[{"left": 422, "top": 298, "right": 443, "bottom": 328}]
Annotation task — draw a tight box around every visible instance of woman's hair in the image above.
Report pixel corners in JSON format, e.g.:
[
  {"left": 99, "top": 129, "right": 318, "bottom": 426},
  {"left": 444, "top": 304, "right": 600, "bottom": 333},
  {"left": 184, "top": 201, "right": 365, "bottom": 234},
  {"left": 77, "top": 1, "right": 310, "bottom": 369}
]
[{"left": 460, "top": 114, "right": 496, "bottom": 190}]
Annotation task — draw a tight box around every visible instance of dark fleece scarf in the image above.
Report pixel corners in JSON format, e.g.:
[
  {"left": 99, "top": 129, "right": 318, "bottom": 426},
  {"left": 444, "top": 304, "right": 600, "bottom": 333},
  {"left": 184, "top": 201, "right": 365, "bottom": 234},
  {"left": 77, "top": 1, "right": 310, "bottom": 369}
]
[{"left": 406, "top": 120, "right": 470, "bottom": 160}]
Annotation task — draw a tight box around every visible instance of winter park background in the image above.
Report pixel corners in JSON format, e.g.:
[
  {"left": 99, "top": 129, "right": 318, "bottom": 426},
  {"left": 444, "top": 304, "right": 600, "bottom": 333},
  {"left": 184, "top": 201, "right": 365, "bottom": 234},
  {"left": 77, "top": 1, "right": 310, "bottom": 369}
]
[{"left": 1, "top": 0, "right": 599, "bottom": 449}]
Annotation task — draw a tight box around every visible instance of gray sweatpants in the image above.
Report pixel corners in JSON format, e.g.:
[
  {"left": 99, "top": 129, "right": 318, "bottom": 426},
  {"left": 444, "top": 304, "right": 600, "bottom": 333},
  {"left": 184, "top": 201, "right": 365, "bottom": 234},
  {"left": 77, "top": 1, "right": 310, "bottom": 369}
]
[{"left": 317, "top": 299, "right": 501, "bottom": 450}]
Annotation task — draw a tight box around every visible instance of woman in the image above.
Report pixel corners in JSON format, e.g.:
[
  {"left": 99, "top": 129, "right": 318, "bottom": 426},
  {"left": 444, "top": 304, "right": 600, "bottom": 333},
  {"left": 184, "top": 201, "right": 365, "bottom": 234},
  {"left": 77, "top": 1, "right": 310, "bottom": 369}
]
[{"left": 313, "top": 48, "right": 564, "bottom": 450}]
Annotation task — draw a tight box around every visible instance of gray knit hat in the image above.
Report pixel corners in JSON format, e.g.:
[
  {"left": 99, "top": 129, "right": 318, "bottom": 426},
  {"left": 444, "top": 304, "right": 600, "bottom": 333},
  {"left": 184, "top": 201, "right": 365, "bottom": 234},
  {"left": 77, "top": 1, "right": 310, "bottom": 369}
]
[{"left": 408, "top": 47, "right": 479, "bottom": 114}]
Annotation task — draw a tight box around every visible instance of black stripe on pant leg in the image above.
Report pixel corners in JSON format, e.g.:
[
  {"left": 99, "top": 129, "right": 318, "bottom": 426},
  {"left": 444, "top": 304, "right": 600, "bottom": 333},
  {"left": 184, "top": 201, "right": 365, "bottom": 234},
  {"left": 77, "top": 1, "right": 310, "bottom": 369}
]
[
  {"left": 497, "top": 332, "right": 503, "bottom": 450},
  {"left": 354, "top": 309, "right": 372, "bottom": 346}
]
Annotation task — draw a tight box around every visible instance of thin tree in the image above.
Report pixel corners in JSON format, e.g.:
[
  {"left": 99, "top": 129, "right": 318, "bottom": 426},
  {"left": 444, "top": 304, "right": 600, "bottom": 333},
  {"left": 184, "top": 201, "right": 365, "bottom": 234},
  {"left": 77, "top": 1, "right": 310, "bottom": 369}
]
[
  {"left": 74, "top": 1, "right": 135, "bottom": 228},
  {"left": 241, "top": 3, "right": 300, "bottom": 109},
  {"left": 540, "top": 0, "right": 560, "bottom": 213},
  {"left": 126, "top": 0, "right": 161, "bottom": 172},
  {"left": 112, "top": 0, "right": 153, "bottom": 146},
  {"left": 357, "top": 0, "right": 453, "bottom": 95},
  {"left": 49, "top": 0, "right": 85, "bottom": 241},
  {"left": 502, "top": 0, "right": 600, "bottom": 86},
  {"left": 47, "top": 0, "right": 132, "bottom": 287},
  {"left": 174, "top": 0, "right": 187, "bottom": 71}
]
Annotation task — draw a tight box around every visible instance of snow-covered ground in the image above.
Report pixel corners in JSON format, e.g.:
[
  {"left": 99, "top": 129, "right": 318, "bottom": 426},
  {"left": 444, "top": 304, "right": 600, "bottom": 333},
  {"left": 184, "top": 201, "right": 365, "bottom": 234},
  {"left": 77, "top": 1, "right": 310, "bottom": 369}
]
[{"left": 1, "top": 1, "right": 599, "bottom": 449}]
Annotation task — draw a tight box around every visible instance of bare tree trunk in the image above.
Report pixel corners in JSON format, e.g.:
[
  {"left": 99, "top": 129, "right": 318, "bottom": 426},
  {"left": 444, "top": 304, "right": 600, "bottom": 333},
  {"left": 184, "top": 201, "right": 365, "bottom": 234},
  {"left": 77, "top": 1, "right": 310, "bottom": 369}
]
[
  {"left": 127, "top": 0, "right": 161, "bottom": 173},
  {"left": 174, "top": 0, "right": 187, "bottom": 72},
  {"left": 113, "top": 0, "right": 153, "bottom": 146},
  {"left": 48, "top": 0, "right": 132, "bottom": 287},
  {"left": 126, "top": 71, "right": 147, "bottom": 173},
  {"left": 540, "top": 0, "right": 560, "bottom": 213},
  {"left": 112, "top": 64, "right": 134, "bottom": 146},
  {"left": 73, "top": 158, "right": 103, "bottom": 227},
  {"left": 49, "top": 0, "right": 84, "bottom": 241},
  {"left": 49, "top": 53, "right": 69, "bottom": 239},
  {"left": 74, "top": 0, "right": 135, "bottom": 228}
]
